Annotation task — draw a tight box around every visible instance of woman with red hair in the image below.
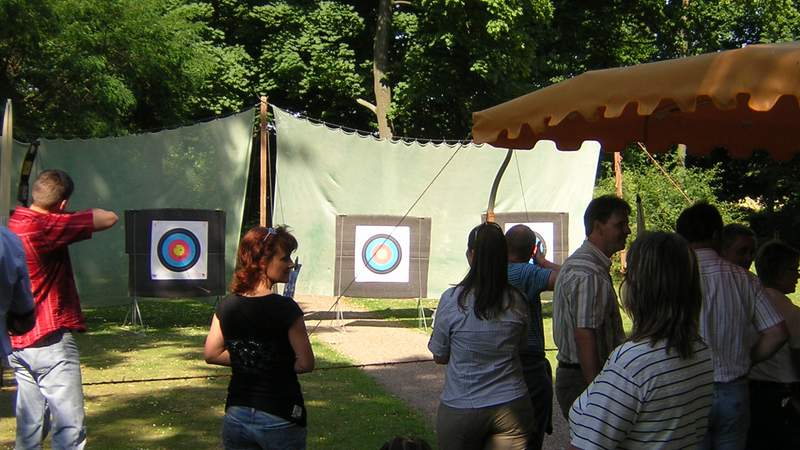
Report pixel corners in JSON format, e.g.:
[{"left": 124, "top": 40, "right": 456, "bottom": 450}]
[{"left": 204, "top": 226, "right": 315, "bottom": 450}]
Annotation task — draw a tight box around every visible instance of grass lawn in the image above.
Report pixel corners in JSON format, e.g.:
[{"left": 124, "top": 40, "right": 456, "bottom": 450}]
[{"left": 0, "top": 300, "right": 435, "bottom": 449}]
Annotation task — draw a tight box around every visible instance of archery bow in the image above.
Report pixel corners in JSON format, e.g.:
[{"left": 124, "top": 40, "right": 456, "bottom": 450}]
[{"left": 486, "top": 148, "right": 514, "bottom": 223}]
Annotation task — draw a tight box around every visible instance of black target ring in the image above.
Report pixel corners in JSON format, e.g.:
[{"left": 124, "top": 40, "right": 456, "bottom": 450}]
[{"left": 361, "top": 234, "right": 402, "bottom": 274}]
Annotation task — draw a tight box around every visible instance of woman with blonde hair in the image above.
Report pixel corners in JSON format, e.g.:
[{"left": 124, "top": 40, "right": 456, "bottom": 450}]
[
  {"left": 569, "top": 232, "right": 714, "bottom": 449},
  {"left": 205, "top": 226, "right": 314, "bottom": 450}
]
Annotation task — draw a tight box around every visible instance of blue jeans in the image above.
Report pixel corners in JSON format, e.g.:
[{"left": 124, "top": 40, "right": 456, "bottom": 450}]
[
  {"left": 701, "top": 379, "right": 750, "bottom": 450},
  {"left": 223, "top": 406, "right": 307, "bottom": 450},
  {"left": 9, "top": 330, "right": 86, "bottom": 450}
]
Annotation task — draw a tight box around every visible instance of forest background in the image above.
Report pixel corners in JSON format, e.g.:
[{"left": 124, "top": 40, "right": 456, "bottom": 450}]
[{"left": 3, "top": 0, "right": 800, "bottom": 257}]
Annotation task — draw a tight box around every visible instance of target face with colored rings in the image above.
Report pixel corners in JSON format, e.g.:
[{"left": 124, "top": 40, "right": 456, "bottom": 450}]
[
  {"left": 362, "top": 234, "right": 402, "bottom": 274},
  {"left": 157, "top": 228, "right": 201, "bottom": 272}
]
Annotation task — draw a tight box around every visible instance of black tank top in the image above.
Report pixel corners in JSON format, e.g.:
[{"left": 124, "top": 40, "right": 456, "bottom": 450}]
[{"left": 216, "top": 293, "right": 306, "bottom": 426}]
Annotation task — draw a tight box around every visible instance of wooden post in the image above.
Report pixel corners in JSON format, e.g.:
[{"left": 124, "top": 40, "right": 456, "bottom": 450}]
[
  {"left": 613, "top": 151, "right": 626, "bottom": 272},
  {"left": 260, "top": 96, "right": 271, "bottom": 227}
]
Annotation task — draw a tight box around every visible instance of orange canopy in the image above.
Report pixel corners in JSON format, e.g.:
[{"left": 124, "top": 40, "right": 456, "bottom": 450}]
[{"left": 472, "top": 42, "right": 800, "bottom": 160}]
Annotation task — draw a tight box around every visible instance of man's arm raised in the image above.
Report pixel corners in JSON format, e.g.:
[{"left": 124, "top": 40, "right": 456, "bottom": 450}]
[{"left": 92, "top": 208, "right": 118, "bottom": 231}]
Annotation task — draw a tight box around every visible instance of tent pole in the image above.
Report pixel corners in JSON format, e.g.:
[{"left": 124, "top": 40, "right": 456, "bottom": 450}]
[
  {"left": 614, "top": 151, "right": 627, "bottom": 272},
  {"left": 260, "top": 96, "right": 271, "bottom": 227}
]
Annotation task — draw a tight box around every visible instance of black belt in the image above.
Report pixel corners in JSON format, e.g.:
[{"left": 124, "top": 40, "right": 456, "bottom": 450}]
[{"left": 558, "top": 362, "right": 581, "bottom": 370}]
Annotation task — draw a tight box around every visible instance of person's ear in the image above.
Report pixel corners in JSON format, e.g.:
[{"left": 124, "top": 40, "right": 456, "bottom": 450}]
[{"left": 58, "top": 198, "right": 69, "bottom": 211}]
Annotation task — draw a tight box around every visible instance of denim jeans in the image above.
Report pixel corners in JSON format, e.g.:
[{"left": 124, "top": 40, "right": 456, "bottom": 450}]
[
  {"left": 223, "top": 406, "right": 307, "bottom": 450},
  {"left": 700, "top": 379, "right": 750, "bottom": 450},
  {"left": 9, "top": 330, "right": 86, "bottom": 450}
]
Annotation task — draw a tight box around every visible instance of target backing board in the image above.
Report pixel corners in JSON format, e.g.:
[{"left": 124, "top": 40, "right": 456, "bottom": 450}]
[
  {"left": 150, "top": 221, "right": 208, "bottom": 280},
  {"left": 125, "top": 209, "right": 225, "bottom": 298},
  {"left": 334, "top": 215, "right": 431, "bottom": 298},
  {"left": 484, "top": 212, "right": 569, "bottom": 265}
]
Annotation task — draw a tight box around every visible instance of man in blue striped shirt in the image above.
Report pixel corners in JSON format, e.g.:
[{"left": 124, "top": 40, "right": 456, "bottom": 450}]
[{"left": 506, "top": 224, "right": 560, "bottom": 449}]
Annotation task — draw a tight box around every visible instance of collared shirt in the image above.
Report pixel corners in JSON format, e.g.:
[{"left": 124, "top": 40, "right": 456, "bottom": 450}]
[
  {"left": 569, "top": 339, "right": 714, "bottom": 450},
  {"left": 695, "top": 248, "right": 784, "bottom": 382},
  {"left": 553, "top": 240, "right": 625, "bottom": 365},
  {"left": 428, "top": 286, "right": 529, "bottom": 408},
  {"left": 508, "top": 262, "right": 552, "bottom": 358},
  {"left": 0, "top": 227, "right": 35, "bottom": 355},
  {"left": 8, "top": 206, "right": 94, "bottom": 348}
]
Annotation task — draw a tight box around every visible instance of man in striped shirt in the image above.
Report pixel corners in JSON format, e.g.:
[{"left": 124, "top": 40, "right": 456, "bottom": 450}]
[
  {"left": 676, "top": 202, "right": 787, "bottom": 450},
  {"left": 553, "top": 195, "right": 629, "bottom": 419},
  {"left": 8, "top": 170, "right": 118, "bottom": 450}
]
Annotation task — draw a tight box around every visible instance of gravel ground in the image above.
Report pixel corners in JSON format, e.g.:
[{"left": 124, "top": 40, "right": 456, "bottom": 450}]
[{"left": 297, "top": 295, "right": 570, "bottom": 450}]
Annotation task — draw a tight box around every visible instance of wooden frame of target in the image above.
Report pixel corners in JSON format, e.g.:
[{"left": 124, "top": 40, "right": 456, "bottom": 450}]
[
  {"left": 484, "top": 212, "right": 569, "bottom": 265},
  {"left": 125, "top": 209, "right": 226, "bottom": 298},
  {"left": 334, "top": 215, "right": 432, "bottom": 298}
]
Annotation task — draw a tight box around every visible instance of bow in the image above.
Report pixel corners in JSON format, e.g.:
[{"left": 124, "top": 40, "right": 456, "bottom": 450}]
[{"left": 486, "top": 148, "right": 514, "bottom": 223}]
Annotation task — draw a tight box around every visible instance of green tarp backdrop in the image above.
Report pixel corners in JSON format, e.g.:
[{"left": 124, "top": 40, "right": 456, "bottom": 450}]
[
  {"left": 272, "top": 107, "right": 600, "bottom": 299},
  {"left": 11, "top": 110, "right": 254, "bottom": 306}
]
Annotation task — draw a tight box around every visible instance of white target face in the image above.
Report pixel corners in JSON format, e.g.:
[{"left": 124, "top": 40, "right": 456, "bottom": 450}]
[
  {"left": 504, "top": 222, "right": 556, "bottom": 263},
  {"left": 354, "top": 226, "right": 410, "bottom": 282},
  {"left": 150, "top": 220, "right": 208, "bottom": 280}
]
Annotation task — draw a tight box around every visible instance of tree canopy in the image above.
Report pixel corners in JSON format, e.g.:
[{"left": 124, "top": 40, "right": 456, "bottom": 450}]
[{"left": 3, "top": 0, "right": 800, "bottom": 241}]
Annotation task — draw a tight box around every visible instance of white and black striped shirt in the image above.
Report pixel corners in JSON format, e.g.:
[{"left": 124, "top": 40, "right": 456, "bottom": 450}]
[{"left": 569, "top": 339, "right": 714, "bottom": 450}]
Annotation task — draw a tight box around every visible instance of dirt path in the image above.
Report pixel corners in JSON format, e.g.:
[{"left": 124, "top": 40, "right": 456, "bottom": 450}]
[{"left": 296, "top": 295, "right": 570, "bottom": 450}]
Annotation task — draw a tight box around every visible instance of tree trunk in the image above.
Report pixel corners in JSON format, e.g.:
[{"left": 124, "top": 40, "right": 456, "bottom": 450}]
[{"left": 373, "top": 0, "right": 393, "bottom": 139}]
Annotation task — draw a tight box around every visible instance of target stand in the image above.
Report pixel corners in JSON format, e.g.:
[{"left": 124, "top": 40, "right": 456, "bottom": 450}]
[{"left": 125, "top": 209, "right": 226, "bottom": 327}]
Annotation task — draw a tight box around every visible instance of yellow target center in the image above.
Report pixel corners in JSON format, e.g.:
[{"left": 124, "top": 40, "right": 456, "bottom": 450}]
[
  {"left": 374, "top": 245, "right": 390, "bottom": 263},
  {"left": 173, "top": 244, "right": 186, "bottom": 257}
]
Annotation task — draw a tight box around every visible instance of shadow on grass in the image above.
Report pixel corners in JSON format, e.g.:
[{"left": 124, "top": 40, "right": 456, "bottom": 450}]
[
  {"left": 76, "top": 299, "right": 217, "bottom": 371},
  {"left": 1, "top": 343, "right": 437, "bottom": 449}
]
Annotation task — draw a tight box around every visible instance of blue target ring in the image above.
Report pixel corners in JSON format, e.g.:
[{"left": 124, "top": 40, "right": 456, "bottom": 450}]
[
  {"left": 157, "top": 228, "right": 201, "bottom": 272},
  {"left": 362, "top": 234, "right": 402, "bottom": 274}
]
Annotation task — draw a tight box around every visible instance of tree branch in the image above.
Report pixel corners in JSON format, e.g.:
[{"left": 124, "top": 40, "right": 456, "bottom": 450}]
[{"left": 356, "top": 98, "right": 377, "bottom": 114}]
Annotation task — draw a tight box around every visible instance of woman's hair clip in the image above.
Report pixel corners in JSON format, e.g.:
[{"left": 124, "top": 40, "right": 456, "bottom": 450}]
[{"left": 262, "top": 227, "right": 277, "bottom": 242}]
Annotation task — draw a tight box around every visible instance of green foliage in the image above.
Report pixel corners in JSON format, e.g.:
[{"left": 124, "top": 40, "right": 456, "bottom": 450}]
[
  {"left": 390, "top": 0, "right": 553, "bottom": 137},
  {"left": 595, "top": 150, "right": 742, "bottom": 237},
  {"left": 0, "top": 0, "right": 251, "bottom": 138},
  {"left": 252, "top": 1, "right": 369, "bottom": 124}
]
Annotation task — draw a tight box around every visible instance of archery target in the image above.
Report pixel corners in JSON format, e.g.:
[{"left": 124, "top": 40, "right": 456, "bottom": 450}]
[
  {"left": 150, "top": 220, "right": 208, "bottom": 280},
  {"left": 354, "top": 226, "right": 410, "bottom": 282},
  {"left": 505, "top": 222, "right": 555, "bottom": 263}
]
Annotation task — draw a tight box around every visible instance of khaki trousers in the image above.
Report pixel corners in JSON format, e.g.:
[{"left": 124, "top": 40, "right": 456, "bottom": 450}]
[{"left": 436, "top": 395, "right": 534, "bottom": 450}]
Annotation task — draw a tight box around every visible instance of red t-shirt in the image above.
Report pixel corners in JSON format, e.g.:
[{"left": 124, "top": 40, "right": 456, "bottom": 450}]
[{"left": 8, "top": 206, "right": 94, "bottom": 348}]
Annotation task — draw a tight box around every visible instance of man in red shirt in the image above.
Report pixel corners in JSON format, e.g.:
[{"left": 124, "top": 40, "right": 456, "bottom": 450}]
[{"left": 8, "top": 169, "right": 118, "bottom": 450}]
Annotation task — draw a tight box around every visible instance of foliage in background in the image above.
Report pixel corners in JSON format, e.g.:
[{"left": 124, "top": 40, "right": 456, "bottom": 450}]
[
  {"left": 388, "top": 0, "right": 554, "bottom": 137},
  {"left": 596, "top": 149, "right": 742, "bottom": 236},
  {"left": 0, "top": 0, "right": 251, "bottom": 138},
  {"left": 3, "top": 0, "right": 800, "bottom": 234}
]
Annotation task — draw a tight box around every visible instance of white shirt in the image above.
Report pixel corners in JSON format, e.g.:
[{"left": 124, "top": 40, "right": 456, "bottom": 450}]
[{"left": 695, "top": 248, "right": 784, "bottom": 382}]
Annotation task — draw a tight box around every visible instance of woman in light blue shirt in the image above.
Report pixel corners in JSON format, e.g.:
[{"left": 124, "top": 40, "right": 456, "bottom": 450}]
[{"left": 429, "top": 222, "right": 533, "bottom": 450}]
